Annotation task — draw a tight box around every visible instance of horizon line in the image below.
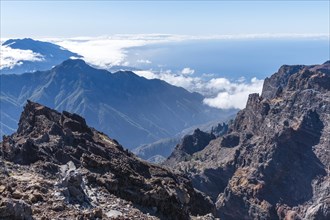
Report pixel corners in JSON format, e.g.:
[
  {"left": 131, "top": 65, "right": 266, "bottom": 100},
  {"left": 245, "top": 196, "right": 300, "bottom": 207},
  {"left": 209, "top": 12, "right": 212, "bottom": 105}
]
[{"left": 1, "top": 33, "right": 330, "bottom": 42}]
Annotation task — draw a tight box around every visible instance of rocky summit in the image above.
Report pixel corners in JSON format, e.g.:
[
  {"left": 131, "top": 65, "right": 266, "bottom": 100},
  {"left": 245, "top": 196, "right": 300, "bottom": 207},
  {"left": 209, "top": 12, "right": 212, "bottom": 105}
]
[
  {"left": 164, "top": 61, "right": 330, "bottom": 219},
  {"left": 0, "top": 101, "right": 214, "bottom": 220}
]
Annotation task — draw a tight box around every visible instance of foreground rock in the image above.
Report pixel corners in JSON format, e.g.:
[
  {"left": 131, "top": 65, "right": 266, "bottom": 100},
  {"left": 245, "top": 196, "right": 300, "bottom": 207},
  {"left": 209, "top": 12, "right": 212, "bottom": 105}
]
[
  {"left": 165, "top": 61, "right": 330, "bottom": 219},
  {"left": 0, "top": 101, "right": 214, "bottom": 219}
]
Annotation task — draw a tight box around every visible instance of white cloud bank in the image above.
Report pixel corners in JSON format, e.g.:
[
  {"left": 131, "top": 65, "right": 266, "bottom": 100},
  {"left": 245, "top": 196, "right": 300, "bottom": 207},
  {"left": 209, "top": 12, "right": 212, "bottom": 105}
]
[
  {"left": 203, "top": 77, "right": 264, "bottom": 109},
  {"left": 0, "top": 45, "right": 44, "bottom": 70},
  {"left": 52, "top": 37, "right": 147, "bottom": 69},
  {"left": 181, "top": 67, "right": 195, "bottom": 75},
  {"left": 134, "top": 69, "right": 264, "bottom": 109}
]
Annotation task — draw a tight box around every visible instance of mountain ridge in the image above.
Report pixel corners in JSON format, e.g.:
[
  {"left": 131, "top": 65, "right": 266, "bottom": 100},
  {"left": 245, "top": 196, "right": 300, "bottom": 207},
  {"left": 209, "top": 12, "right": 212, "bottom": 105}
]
[
  {"left": 0, "top": 59, "right": 228, "bottom": 149},
  {"left": 164, "top": 61, "right": 330, "bottom": 219}
]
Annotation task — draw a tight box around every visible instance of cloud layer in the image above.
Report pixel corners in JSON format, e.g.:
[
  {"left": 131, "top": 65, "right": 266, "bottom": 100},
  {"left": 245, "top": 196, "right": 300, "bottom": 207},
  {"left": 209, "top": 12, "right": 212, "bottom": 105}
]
[
  {"left": 203, "top": 77, "right": 264, "bottom": 109},
  {"left": 53, "top": 37, "right": 147, "bottom": 68},
  {"left": 134, "top": 69, "right": 264, "bottom": 109},
  {"left": 0, "top": 45, "right": 44, "bottom": 70}
]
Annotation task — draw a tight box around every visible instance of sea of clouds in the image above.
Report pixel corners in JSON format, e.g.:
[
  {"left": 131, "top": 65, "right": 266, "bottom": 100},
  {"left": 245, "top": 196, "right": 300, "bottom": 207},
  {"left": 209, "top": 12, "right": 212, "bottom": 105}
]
[{"left": 0, "top": 45, "right": 44, "bottom": 70}]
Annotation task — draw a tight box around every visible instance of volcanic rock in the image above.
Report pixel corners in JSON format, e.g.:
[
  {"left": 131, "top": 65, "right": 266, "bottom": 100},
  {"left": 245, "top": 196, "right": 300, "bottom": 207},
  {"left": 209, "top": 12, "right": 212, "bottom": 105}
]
[
  {"left": 164, "top": 129, "right": 216, "bottom": 167},
  {"left": 164, "top": 61, "right": 330, "bottom": 219},
  {"left": 0, "top": 101, "right": 214, "bottom": 219}
]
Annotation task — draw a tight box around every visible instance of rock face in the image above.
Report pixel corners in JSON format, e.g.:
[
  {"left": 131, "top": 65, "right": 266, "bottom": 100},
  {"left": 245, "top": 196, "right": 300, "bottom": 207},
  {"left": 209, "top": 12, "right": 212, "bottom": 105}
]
[
  {"left": 164, "top": 129, "right": 216, "bottom": 167},
  {"left": 165, "top": 61, "right": 330, "bottom": 219},
  {"left": 0, "top": 101, "right": 214, "bottom": 219}
]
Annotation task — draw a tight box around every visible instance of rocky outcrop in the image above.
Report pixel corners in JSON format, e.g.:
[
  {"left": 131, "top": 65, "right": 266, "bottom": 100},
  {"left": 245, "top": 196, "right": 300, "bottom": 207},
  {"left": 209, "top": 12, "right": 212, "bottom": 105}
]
[
  {"left": 165, "top": 61, "right": 330, "bottom": 219},
  {"left": 210, "top": 122, "right": 229, "bottom": 137},
  {"left": 164, "top": 129, "right": 216, "bottom": 167},
  {"left": 0, "top": 101, "right": 214, "bottom": 219}
]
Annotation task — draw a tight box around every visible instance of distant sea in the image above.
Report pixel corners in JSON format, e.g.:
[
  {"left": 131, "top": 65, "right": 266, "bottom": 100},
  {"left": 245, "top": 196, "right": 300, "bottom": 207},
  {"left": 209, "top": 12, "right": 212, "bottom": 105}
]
[{"left": 125, "top": 38, "right": 329, "bottom": 79}]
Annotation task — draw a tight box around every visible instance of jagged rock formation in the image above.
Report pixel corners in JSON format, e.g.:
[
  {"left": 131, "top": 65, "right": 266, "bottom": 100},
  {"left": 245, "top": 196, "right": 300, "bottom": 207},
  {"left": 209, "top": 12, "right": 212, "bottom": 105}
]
[
  {"left": 0, "top": 101, "right": 214, "bottom": 220},
  {"left": 164, "top": 129, "right": 216, "bottom": 167},
  {"left": 210, "top": 122, "right": 229, "bottom": 138},
  {"left": 164, "top": 61, "right": 330, "bottom": 219}
]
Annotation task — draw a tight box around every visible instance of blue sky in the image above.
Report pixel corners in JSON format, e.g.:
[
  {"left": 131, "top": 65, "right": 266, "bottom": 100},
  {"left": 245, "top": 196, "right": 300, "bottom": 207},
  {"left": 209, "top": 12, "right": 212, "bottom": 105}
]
[{"left": 1, "top": 1, "right": 329, "bottom": 38}]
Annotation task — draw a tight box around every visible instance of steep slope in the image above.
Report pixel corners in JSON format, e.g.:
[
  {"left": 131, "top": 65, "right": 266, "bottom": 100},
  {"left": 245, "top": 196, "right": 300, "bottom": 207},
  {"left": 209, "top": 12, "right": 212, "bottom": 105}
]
[
  {"left": 164, "top": 129, "right": 217, "bottom": 167},
  {"left": 1, "top": 38, "right": 81, "bottom": 74},
  {"left": 0, "top": 59, "right": 227, "bottom": 149},
  {"left": 0, "top": 101, "right": 214, "bottom": 219},
  {"left": 165, "top": 61, "right": 330, "bottom": 219},
  {"left": 162, "top": 123, "right": 228, "bottom": 167}
]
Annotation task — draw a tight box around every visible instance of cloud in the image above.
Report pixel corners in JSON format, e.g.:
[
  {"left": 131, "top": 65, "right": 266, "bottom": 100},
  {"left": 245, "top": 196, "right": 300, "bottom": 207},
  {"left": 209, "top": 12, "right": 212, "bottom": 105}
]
[
  {"left": 181, "top": 67, "right": 195, "bottom": 75},
  {"left": 52, "top": 37, "right": 148, "bottom": 69},
  {"left": 135, "top": 69, "right": 204, "bottom": 90},
  {"left": 137, "top": 59, "right": 152, "bottom": 64},
  {"left": 203, "top": 77, "right": 264, "bottom": 109},
  {"left": 134, "top": 69, "right": 264, "bottom": 109},
  {"left": 0, "top": 45, "right": 44, "bottom": 70},
  {"left": 134, "top": 70, "right": 157, "bottom": 79}
]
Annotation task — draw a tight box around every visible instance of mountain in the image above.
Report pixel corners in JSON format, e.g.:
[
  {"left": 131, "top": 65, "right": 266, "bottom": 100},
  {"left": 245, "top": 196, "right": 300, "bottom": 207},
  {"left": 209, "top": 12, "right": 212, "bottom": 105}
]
[
  {"left": 1, "top": 38, "right": 81, "bottom": 74},
  {"left": 163, "top": 128, "right": 217, "bottom": 167},
  {"left": 133, "top": 120, "right": 230, "bottom": 163},
  {"left": 0, "top": 101, "right": 214, "bottom": 219},
  {"left": 164, "top": 61, "right": 330, "bottom": 219},
  {"left": 0, "top": 59, "right": 229, "bottom": 149},
  {"left": 133, "top": 137, "right": 180, "bottom": 163}
]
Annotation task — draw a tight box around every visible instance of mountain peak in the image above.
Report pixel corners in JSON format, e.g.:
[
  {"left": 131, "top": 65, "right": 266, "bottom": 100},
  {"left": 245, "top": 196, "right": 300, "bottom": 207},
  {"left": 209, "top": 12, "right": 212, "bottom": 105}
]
[
  {"left": 2, "top": 38, "right": 34, "bottom": 46},
  {"left": 262, "top": 62, "right": 330, "bottom": 99},
  {"left": 17, "top": 100, "right": 92, "bottom": 138},
  {"left": 59, "top": 58, "right": 88, "bottom": 68},
  {"left": 1, "top": 38, "right": 82, "bottom": 74},
  {"left": 52, "top": 59, "right": 99, "bottom": 74}
]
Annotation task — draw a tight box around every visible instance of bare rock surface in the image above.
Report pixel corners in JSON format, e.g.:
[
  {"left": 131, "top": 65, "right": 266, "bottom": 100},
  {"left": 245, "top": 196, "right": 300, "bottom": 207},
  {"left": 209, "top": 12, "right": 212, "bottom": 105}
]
[
  {"left": 164, "top": 61, "right": 330, "bottom": 219},
  {"left": 0, "top": 100, "right": 214, "bottom": 219},
  {"left": 164, "top": 128, "right": 216, "bottom": 167}
]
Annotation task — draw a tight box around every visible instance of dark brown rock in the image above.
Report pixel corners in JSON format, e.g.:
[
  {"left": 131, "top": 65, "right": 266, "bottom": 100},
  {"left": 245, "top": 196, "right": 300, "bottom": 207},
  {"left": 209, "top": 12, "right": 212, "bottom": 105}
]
[
  {"left": 164, "top": 128, "right": 216, "bottom": 167},
  {"left": 164, "top": 61, "right": 330, "bottom": 219},
  {"left": 0, "top": 100, "right": 214, "bottom": 219}
]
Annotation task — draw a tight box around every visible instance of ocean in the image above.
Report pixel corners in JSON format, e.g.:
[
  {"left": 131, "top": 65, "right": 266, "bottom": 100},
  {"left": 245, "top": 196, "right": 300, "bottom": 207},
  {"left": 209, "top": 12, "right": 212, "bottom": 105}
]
[{"left": 125, "top": 38, "right": 329, "bottom": 80}]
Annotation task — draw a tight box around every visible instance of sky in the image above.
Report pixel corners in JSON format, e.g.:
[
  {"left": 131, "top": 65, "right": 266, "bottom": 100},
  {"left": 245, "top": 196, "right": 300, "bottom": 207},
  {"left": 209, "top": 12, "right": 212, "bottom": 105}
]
[{"left": 1, "top": 1, "right": 329, "bottom": 38}]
